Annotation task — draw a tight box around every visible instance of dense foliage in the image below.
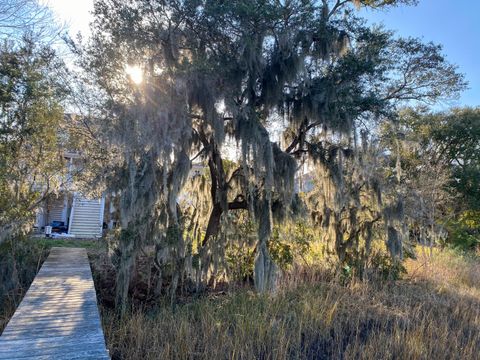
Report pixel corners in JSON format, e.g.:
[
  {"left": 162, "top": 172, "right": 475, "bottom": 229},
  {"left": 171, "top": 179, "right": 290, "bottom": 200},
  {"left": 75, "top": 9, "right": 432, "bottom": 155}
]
[
  {"left": 0, "top": 38, "right": 67, "bottom": 244},
  {"left": 0, "top": 0, "right": 474, "bottom": 315},
  {"left": 67, "top": 0, "right": 470, "bottom": 311},
  {"left": 382, "top": 107, "right": 480, "bottom": 250},
  {"left": 0, "top": 1, "right": 67, "bottom": 244},
  {"left": 0, "top": 2, "right": 479, "bottom": 358}
]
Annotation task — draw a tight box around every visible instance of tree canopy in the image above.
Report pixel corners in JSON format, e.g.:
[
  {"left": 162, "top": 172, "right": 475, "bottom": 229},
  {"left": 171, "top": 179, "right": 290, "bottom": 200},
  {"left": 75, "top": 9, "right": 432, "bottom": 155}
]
[
  {"left": 68, "top": 0, "right": 468, "bottom": 310},
  {"left": 0, "top": 38, "right": 67, "bottom": 244},
  {"left": 0, "top": 0, "right": 61, "bottom": 42}
]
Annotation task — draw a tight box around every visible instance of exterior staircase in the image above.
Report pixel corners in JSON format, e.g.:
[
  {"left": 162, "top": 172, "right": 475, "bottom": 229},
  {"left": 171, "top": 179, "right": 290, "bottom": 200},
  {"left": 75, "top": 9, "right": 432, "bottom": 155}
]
[{"left": 68, "top": 195, "right": 104, "bottom": 238}]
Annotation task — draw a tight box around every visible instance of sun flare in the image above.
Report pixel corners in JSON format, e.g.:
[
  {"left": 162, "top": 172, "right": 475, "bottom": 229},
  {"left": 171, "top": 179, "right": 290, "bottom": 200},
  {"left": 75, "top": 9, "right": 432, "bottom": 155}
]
[{"left": 125, "top": 64, "right": 143, "bottom": 84}]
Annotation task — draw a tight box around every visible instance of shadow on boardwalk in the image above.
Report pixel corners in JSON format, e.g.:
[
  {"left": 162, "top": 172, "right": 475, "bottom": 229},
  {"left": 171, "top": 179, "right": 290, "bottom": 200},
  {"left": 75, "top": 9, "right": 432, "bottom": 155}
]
[{"left": 0, "top": 247, "right": 110, "bottom": 359}]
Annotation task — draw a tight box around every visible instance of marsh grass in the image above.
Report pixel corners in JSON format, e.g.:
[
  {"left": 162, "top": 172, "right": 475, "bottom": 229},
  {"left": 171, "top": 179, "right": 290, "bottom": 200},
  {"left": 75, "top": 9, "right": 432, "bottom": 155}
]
[
  {"left": 99, "top": 248, "right": 480, "bottom": 360},
  {"left": 2, "top": 239, "right": 479, "bottom": 359},
  {"left": 0, "top": 237, "right": 48, "bottom": 333}
]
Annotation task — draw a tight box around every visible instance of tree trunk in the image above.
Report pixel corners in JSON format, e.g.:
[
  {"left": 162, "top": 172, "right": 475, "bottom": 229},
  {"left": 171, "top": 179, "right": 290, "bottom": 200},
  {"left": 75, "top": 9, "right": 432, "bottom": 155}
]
[
  {"left": 254, "top": 242, "right": 278, "bottom": 293},
  {"left": 254, "top": 197, "right": 278, "bottom": 292},
  {"left": 115, "top": 227, "right": 136, "bottom": 315}
]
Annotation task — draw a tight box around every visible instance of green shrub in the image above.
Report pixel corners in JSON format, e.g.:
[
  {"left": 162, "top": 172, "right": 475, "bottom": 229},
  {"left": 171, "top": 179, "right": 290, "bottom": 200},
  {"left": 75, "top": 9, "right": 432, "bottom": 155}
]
[{"left": 445, "top": 211, "right": 480, "bottom": 250}]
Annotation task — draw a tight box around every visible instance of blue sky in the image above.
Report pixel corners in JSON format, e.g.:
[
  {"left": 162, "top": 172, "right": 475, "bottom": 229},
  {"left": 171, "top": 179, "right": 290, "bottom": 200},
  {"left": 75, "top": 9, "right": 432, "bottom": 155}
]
[{"left": 361, "top": 0, "right": 479, "bottom": 108}]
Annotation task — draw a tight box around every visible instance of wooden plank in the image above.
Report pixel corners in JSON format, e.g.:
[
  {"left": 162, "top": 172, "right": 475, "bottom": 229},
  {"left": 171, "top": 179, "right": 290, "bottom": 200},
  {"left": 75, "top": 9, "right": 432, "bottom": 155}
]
[
  {"left": 12, "top": 307, "right": 101, "bottom": 318},
  {"left": 1, "top": 325, "right": 103, "bottom": 339},
  {"left": 0, "top": 344, "right": 110, "bottom": 360},
  {"left": 12, "top": 304, "right": 100, "bottom": 317},
  {"left": 2, "top": 316, "right": 102, "bottom": 330},
  {"left": 0, "top": 247, "right": 110, "bottom": 359}
]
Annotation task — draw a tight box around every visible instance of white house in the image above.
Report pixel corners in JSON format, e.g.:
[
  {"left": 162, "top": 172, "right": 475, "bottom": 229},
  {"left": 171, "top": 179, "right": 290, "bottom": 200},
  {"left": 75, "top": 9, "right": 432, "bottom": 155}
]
[
  {"left": 34, "top": 151, "right": 208, "bottom": 238},
  {"left": 35, "top": 151, "right": 105, "bottom": 238}
]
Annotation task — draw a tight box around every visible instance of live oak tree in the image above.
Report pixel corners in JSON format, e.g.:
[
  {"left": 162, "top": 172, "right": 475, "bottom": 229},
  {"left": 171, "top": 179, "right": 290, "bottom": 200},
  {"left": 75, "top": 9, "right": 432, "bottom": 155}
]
[{"left": 78, "top": 0, "right": 465, "bottom": 310}]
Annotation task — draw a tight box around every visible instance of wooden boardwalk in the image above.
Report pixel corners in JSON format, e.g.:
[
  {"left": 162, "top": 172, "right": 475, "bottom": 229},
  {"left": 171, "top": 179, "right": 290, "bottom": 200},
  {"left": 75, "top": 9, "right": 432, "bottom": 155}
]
[{"left": 0, "top": 247, "right": 110, "bottom": 359}]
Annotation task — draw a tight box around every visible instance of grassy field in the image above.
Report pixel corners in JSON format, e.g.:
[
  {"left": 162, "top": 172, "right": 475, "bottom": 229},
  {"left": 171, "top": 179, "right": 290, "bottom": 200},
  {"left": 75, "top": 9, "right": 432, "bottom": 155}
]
[
  {"left": 30, "top": 237, "right": 101, "bottom": 249},
  {"left": 2, "top": 238, "right": 479, "bottom": 359},
  {"left": 99, "top": 248, "right": 480, "bottom": 360}
]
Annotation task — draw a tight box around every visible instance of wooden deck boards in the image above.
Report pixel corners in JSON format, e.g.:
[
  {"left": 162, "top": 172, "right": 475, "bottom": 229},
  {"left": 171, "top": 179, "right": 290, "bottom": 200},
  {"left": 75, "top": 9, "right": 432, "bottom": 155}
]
[{"left": 0, "top": 247, "right": 110, "bottom": 359}]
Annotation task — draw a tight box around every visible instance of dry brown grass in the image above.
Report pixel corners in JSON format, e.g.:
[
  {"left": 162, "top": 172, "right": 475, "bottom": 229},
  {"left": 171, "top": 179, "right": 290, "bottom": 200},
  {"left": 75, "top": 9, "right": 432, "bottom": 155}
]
[
  {"left": 2, "top": 240, "right": 479, "bottom": 359},
  {"left": 99, "top": 248, "right": 480, "bottom": 360},
  {"left": 0, "top": 238, "right": 48, "bottom": 334}
]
